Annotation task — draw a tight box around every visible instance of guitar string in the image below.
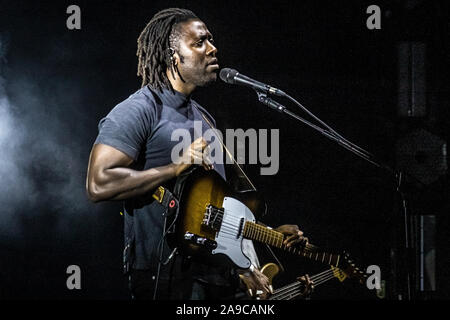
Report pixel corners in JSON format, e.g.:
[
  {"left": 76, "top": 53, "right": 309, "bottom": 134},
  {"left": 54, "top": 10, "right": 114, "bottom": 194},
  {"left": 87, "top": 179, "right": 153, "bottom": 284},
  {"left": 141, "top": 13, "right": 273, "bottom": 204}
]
[
  {"left": 270, "top": 271, "right": 337, "bottom": 300},
  {"left": 206, "top": 211, "right": 285, "bottom": 245},
  {"left": 203, "top": 208, "right": 320, "bottom": 254},
  {"left": 272, "top": 274, "right": 335, "bottom": 300},
  {"left": 284, "top": 274, "right": 337, "bottom": 300},
  {"left": 218, "top": 219, "right": 318, "bottom": 254},
  {"left": 213, "top": 208, "right": 295, "bottom": 247},
  {"left": 272, "top": 269, "right": 334, "bottom": 295},
  {"left": 272, "top": 273, "right": 335, "bottom": 301},
  {"left": 216, "top": 224, "right": 327, "bottom": 258},
  {"left": 211, "top": 208, "right": 314, "bottom": 251},
  {"left": 215, "top": 211, "right": 315, "bottom": 252}
]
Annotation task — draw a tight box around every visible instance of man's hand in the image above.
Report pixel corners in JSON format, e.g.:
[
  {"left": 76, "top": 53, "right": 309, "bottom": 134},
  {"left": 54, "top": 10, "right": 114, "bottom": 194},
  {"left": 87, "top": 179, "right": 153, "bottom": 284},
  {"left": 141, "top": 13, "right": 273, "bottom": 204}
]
[
  {"left": 275, "top": 224, "right": 309, "bottom": 248},
  {"left": 239, "top": 268, "right": 273, "bottom": 300},
  {"left": 174, "top": 137, "right": 214, "bottom": 176},
  {"left": 297, "top": 274, "right": 314, "bottom": 298}
]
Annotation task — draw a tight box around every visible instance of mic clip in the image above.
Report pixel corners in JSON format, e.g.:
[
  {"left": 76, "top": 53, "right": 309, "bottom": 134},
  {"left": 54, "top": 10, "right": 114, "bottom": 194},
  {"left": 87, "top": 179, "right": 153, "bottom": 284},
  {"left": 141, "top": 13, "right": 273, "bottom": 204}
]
[{"left": 256, "top": 92, "right": 286, "bottom": 113}]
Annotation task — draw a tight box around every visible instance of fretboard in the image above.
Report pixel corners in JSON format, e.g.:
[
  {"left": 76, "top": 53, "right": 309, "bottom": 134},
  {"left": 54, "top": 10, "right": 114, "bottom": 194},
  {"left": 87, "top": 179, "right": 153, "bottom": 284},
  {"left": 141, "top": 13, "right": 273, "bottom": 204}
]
[{"left": 242, "top": 221, "right": 341, "bottom": 267}]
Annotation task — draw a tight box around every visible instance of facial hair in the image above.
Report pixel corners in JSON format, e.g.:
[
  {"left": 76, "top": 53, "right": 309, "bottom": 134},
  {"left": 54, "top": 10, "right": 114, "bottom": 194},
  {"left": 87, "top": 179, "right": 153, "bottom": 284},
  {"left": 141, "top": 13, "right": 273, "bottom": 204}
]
[{"left": 177, "top": 54, "right": 217, "bottom": 87}]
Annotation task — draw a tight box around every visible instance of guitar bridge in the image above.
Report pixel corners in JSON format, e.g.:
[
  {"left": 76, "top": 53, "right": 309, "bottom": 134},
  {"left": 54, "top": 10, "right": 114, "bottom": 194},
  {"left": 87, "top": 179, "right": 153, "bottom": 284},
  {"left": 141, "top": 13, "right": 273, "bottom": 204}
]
[{"left": 202, "top": 205, "right": 223, "bottom": 231}]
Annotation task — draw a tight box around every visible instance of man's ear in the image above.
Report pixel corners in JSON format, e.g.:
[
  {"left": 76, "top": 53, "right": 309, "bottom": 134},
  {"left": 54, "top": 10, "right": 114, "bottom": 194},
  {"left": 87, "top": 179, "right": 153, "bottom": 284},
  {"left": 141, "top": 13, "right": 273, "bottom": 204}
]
[
  {"left": 168, "top": 48, "right": 185, "bottom": 83},
  {"left": 167, "top": 48, "right": 177, "bottom": 80},
  {"left": 168, "top": 48, "right": 179, "bottom": 66}
]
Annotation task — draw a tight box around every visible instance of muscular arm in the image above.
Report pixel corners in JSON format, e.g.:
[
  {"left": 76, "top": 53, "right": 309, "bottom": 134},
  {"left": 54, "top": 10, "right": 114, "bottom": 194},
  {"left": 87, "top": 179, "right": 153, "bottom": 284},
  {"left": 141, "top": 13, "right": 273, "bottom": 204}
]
[
  {"left": 86, "top": 136, "right": 210, "bottom": 202},
  {"left": 86, "top": 143, "right": 179, "bottom": 203}
]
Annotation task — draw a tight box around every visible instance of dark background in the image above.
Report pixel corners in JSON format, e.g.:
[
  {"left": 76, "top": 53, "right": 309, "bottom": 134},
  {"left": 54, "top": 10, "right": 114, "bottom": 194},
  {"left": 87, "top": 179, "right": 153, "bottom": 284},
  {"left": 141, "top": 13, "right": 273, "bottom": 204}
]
[{"left": 0, "top": 0, "right": 448, "bottom": 299}]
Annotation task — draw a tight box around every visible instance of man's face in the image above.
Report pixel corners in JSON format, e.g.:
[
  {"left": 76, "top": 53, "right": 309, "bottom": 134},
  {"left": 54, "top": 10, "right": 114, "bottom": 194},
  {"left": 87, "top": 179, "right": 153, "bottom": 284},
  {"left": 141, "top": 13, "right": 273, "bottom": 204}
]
[{"left": 173, "top": 19, "right": 219, "bottom": 88}]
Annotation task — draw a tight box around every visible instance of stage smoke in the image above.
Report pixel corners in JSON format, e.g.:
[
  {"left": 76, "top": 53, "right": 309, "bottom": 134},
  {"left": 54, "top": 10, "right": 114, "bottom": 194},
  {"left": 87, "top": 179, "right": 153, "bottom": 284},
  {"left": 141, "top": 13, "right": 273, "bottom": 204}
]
[{"left": 0, "top": 33, "right": 93, "bottom": 239}]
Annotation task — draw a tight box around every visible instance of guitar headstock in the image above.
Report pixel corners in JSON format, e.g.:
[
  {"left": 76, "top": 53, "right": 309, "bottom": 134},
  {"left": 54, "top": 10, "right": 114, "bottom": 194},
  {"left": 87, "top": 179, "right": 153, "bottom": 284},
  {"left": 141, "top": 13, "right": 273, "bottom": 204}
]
[
  {"left": 339, "top": 251, "right": 367, "bottom": 285},
  {"left": 331, "top": 266, "right": 347, "bottom": 282}
]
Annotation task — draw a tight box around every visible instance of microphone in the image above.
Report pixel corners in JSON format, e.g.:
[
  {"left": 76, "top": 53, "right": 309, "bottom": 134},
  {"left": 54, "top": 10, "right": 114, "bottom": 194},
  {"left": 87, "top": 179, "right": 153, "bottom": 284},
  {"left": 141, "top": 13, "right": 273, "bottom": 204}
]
[{"left": 219, "top": 68, "right": 286, "bottom": 97}]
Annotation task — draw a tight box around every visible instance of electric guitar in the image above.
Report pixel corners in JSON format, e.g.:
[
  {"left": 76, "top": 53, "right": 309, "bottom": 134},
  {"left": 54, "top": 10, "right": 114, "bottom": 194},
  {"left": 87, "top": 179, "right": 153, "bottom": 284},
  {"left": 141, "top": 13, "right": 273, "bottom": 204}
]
[{"left": 169, "top": 167, "right": 365, "bottom": 280}]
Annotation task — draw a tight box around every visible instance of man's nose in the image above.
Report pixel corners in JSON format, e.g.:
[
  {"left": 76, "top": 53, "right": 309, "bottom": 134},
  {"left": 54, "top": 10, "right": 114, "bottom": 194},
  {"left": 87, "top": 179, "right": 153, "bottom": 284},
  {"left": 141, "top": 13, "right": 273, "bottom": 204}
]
[{"left": 206, "top": 40, "right": 218, "bottom": 55}]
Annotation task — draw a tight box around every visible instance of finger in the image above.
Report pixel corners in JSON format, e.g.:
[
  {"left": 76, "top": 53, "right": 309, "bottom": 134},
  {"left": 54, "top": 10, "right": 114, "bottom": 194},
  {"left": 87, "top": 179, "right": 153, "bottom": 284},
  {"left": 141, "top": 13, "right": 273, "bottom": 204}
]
[
  {"left": 283, "top": 234, "right": 296, "bottom": 243},
  {"left": 202, "top": 158, "right": 214, "bottom": 170},
  {"left": 297, "top": 237, "right": 309, "bottom": 247},
  {"left": 283, "top": 234, "right": 299, "bottom": 247},
  {"left": 289, "top": 225, "right": 300, "bottom": 234},
  {"left": 202, "top": 153, "right": 213, "bottom": 166},
  {"left": 200, "top": 138, "right": 208, "bottom": 150},
  {"left": 202, "top": 163, "right": 212, "bottom": 171},
  {"left": 193, "top": 137, "right": 206, "bottom": 144},
  {"left": 191, "top": 152, "right": 204, "bottom": 165},
  {"left": 261, "top": 281, "right": 270, "bottom": 291},
  {"left": 261, "top": 274, "right": 270, "bottom": 283},
  {"left": 193, "top": 143, "right": 206, "bottom": 153},
  {"left": 264, "top": 285, "right": 271, "bottom": 294},
  {"left": 193, "top": 138, "right": 208, "bottom": 151},
  {"left": 285, "top": 236, "right": 309, "bottom": 247}
]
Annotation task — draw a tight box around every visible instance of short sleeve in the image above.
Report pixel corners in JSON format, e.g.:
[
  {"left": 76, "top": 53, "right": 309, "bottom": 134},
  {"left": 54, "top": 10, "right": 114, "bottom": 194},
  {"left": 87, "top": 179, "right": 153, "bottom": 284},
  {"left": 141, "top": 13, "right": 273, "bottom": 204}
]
[{"left": 95, "top": 100, "right": 154, "bottom": 161}]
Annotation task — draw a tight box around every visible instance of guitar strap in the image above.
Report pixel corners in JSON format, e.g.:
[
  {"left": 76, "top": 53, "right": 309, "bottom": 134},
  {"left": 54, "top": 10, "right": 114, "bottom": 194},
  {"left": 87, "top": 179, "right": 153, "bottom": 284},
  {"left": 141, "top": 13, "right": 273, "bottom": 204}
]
[
  {"left": 193, "top": 104, "right": 257, "bottom": 192},
  {"left": 152, "top": 186, "right": 179, "bottom": 219},
  {"left": 151, "top": 180, "right": 189, "bottom": 300}
]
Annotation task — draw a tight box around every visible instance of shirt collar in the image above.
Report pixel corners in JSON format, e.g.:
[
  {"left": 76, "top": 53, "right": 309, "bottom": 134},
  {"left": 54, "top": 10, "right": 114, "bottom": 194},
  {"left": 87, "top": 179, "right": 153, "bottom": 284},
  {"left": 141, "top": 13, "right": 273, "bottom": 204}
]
[{"left": 149, "top": 85, "right": 191, "bottom": 107}]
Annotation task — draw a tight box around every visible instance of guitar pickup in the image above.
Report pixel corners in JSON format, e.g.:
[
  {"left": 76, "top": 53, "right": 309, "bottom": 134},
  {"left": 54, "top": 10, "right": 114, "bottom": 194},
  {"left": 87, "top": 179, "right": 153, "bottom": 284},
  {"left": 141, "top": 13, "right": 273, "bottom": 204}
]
[{"left": 237, "top": 218, "right": 244, "bottom": 238}]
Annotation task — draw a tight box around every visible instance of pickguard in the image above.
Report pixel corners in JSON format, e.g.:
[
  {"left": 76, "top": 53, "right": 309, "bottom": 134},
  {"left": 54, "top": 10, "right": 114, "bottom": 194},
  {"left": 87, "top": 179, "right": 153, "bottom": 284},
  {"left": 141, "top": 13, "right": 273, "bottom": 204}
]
[{"left": 212, "top": 197, "right": 254, "bottom": 269}]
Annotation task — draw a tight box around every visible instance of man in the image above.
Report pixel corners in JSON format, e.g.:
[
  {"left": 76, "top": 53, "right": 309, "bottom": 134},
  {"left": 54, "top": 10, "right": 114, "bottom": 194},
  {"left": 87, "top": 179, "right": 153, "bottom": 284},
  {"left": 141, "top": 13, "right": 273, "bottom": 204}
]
[{"left": 86, "top": 8, "right": 306, "bottom": 300}]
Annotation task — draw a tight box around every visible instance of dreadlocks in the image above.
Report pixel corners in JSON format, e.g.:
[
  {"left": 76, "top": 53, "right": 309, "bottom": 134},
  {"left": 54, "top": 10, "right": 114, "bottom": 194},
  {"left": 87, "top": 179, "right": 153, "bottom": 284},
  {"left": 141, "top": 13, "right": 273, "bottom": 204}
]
[{"left": 137, "top": 8, "right": 198, "bottom": 92}]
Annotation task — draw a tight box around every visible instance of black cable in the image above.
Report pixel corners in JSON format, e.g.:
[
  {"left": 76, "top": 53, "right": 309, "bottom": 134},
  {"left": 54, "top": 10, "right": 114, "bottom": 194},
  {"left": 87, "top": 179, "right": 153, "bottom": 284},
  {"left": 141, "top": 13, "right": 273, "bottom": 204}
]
[
  {"left": 153, "top": 204, "right": 180, "bottom": 300},
  {"left": 153, "top": 215, "right": 167, "bottom": 300}
]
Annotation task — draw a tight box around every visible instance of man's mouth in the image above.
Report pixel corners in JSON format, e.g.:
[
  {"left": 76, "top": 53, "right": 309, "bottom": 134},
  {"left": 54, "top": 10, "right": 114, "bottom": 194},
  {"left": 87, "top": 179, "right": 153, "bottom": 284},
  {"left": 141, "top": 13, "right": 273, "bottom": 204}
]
[{"left": 207, "top": 59, "right": 219, "bottom": 69}]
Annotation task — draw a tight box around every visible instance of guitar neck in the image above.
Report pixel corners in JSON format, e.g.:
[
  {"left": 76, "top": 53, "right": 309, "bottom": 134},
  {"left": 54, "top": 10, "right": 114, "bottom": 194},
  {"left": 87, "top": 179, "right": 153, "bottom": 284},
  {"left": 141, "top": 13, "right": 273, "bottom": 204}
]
[
  {"left": 269, "top": 268, "right": 339, "bottom": 300},
  {"left": 243, "top": 221, "right": 342, "bottom": 267}
]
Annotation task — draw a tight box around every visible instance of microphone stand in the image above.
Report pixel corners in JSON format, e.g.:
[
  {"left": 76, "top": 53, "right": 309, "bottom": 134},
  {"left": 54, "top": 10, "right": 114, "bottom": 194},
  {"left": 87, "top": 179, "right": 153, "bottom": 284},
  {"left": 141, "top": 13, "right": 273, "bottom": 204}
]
[{"left": 256, "top": 91, "right": 418, "bottom": 300}]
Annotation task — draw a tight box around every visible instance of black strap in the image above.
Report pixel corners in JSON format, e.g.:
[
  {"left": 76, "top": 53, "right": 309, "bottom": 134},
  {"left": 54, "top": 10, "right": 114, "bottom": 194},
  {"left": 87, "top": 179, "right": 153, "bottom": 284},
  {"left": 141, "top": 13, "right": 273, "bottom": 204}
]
[{"left": 152, "top": 186, "right": 179, "bottom": 218}]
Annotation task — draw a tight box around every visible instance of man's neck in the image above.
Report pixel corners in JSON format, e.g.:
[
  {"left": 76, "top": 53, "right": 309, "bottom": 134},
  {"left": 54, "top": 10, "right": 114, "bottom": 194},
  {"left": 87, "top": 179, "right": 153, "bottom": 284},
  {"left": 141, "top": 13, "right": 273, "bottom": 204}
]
[{"left": 166, "top": 70, "right": 196, "bottom": 96}]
